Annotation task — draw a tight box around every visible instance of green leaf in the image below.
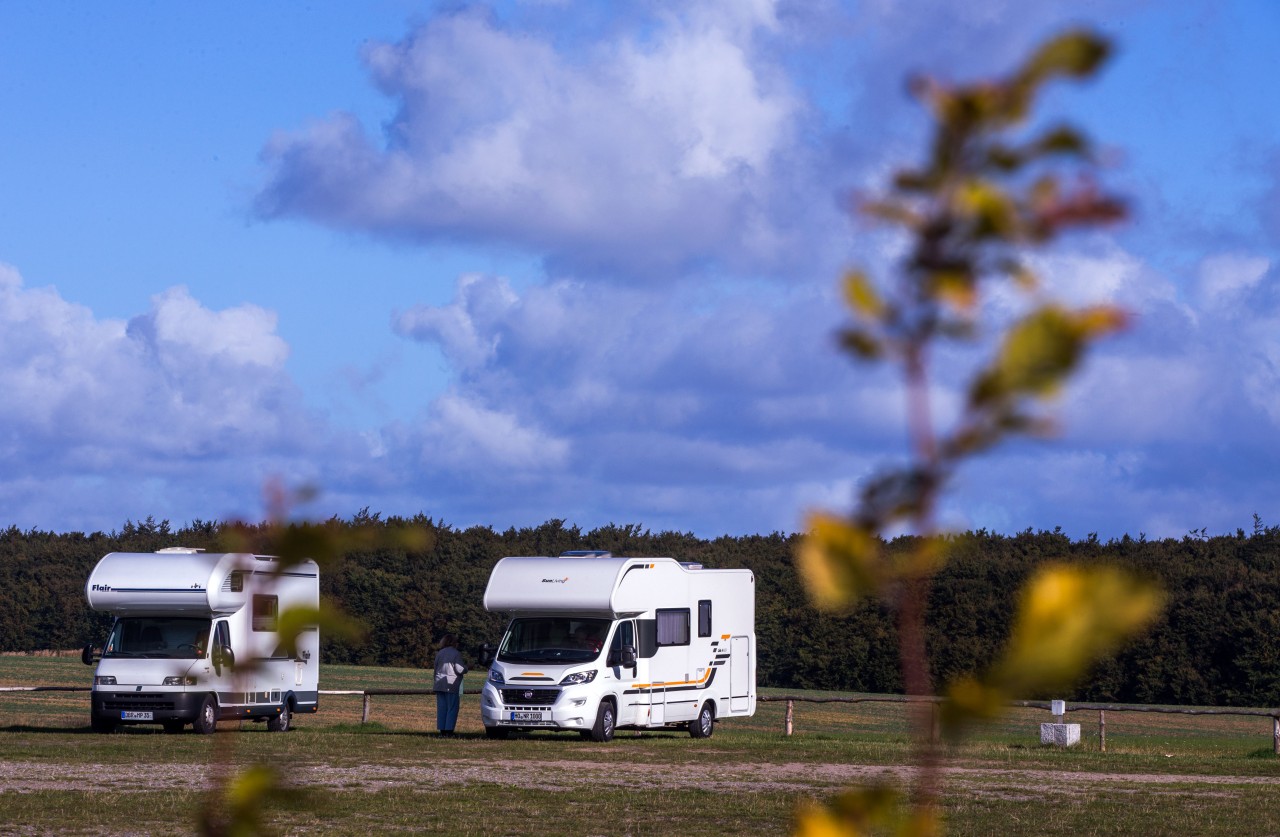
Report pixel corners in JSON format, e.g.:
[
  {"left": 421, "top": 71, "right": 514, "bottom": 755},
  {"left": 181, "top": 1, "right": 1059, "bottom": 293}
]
[
  {"left": 1022, "top": 30, "right": 1111, "bottom": 83},
  {"left": 839, "top": 328, "right": 884, "bottom": 361}
]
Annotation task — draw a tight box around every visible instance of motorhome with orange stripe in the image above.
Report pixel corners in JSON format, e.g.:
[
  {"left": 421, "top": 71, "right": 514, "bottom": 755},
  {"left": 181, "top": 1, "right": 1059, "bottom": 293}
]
[{"left": 480, "top": 550, "right": 756, "bottom": 741}]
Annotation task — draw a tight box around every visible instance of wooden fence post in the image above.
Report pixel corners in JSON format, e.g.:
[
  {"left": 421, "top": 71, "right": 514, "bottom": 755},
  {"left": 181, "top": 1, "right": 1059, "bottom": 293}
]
[
  {"left": 362, "top": 693, "right": 371, "bottom": 724},
  {"left": 1273, "top": 715, "right": 1278, "bottom": 756},
  {"left": 785, "top": 699, "right": 794, "bottom": 736},
  {"left": 1099, "top": 709, "right": 1106, "bottom": 753}
]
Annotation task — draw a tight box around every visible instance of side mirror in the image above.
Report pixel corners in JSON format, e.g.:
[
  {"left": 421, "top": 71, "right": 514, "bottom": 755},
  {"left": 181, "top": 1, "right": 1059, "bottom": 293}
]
[
  {"left": 479, "top": 643, "right": 495, "bottom": 666},
  {"left": 212, "top": 644, "right": 235, "bottom": 673},
  {"left": 81, "top": 644, "right": 96, "bottom": 666},
  {"left": 621, "top": 645, "right": 637, "bottom": 668}
]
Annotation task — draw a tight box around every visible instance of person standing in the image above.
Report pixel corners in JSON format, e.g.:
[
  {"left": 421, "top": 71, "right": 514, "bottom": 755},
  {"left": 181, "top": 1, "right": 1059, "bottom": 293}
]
[{"left": 433, "top": 633, "right": 467, "bottom": 736}]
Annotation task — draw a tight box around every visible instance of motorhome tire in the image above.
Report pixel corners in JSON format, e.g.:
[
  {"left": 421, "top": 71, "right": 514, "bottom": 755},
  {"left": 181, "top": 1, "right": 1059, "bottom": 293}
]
[
  {"left": 193, "top": 695, "right": 218, "bottom": 734},
  {"left": 484, "top": 726, "right": 510, "bottom": 740},
  {"left": 689, "top": 701, "right": 715, "bottom": 738},
  {"left": 590, "top": 700, "right": 616, "bottom": 742},
  {"left": 267, "top": 700, "right": 292, "bottom": 732},
  {"left": 162, "top": 720, "right": 185, "bottom": 734},
  {"left": 90, "top": 716, "right": 116, "bottom": 734}
]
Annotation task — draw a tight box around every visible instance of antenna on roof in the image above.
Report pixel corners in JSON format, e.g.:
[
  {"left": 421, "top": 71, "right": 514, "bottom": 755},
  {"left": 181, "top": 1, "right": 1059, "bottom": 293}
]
[{"left": 560, "top": 550, "right": 612, "bottom": 558}]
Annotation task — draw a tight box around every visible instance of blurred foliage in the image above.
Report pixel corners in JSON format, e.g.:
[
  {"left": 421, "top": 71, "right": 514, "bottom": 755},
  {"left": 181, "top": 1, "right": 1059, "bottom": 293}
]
[{"left": 795, "top": 28, "right": 1161, "bottom": 835}]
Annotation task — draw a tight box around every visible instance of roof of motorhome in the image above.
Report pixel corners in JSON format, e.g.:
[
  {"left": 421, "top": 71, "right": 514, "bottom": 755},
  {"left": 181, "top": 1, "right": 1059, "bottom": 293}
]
[
  {"left": 84, "top": 549, "right": 316, "bottom": 615},
  {"left": 482, "top": 553, "right": 746, "bottom": 616}
]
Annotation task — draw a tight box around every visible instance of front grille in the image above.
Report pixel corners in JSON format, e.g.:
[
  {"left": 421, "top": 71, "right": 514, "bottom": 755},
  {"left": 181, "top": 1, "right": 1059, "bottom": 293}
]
[
  {"left": 102, "top": 694, "right": 175, "bottom": 711},
  {"left": 500, "top": 688, "right": 559, "bottom": 706}
]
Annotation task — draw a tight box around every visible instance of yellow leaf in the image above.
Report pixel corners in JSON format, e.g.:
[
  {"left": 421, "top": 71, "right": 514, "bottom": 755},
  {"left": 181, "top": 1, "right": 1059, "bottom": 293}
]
[
  {"left": 956, "top": 179, "right": 1018, "bottom": 237},
  {"left": 995, "top": 564, "right": 1164, "bottom": 696},
  {"left": 891, "top": 536, "right": 950, "bottom": 581},
  {"left": 931, "top": 270, "right": 977, "bottom": 311},
  {"left": 1075, "top": 304, "right": 1129, "bottom": 337},
  {"left": 843, "top": 271, "right": 887, "bottom": 320},
  {"left": 226, "top": 765, "right": 277, "bottom": 810},
  {"left": 796, "top": 513, "right": 884, "bottom": 610},
  {"left": 795, "top": 804, "right": 860, "bottom": 837}
]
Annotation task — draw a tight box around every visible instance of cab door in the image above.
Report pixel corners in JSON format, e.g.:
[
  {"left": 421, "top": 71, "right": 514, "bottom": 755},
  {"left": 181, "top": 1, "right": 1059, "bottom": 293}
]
[
  {"left": 605, "top": 620, "right": 643, "bottom": 726},
  {"left": 206, "top": 620, "right": 234, "bottom": 710}
]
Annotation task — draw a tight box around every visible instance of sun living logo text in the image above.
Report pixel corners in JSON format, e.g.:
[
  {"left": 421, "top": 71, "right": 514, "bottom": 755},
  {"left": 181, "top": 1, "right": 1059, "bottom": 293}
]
[{"left": 541, "top": 577, "right": 570, "bottom": 584}]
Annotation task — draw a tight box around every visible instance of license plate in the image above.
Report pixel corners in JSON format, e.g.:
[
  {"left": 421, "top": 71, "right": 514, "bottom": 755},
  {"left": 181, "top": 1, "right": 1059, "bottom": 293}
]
[
  {"left": 508, "top": 711, "right": 545, "bottom": 722},
  {"left": 121, "top": 711, "right": 153, "bottom": 721}
]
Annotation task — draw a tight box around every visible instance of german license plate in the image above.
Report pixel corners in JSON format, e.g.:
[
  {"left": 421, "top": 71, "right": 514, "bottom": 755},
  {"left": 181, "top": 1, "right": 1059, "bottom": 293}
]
[
  {"left": 508, "top": 711, "right": 545, "bottom": 722},
  {"left": 121, "top": 711, "right": 153, "bottom": 721}
]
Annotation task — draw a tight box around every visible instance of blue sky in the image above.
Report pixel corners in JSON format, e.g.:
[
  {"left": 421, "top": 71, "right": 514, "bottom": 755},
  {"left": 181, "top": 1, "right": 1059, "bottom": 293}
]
[{"left": 1, "top": 0, "right": 1277, "bottom": 539}]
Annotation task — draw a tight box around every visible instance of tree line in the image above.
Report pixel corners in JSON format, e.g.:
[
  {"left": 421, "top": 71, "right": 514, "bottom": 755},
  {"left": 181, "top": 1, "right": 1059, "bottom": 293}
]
[{"left": 2, "top": 513, "right": 1278, "bottom": 707}]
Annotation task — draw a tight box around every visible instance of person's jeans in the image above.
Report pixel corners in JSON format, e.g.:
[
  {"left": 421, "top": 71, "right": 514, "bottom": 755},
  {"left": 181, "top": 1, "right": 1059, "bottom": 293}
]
[{"left": 436, "top": 690, "right": 460, "bottom": 732}]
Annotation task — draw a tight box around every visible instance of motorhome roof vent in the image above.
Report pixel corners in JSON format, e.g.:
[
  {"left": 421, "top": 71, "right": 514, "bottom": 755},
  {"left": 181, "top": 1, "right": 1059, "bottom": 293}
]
[
  {"left": 680, "top": 562, "right": 704, "bottom": 570},
  {"left": 155, "top": 547, "right": 206, "bottom": 554},
  {"left": 560, "top": 550, "right": 612, "bottom": 559}
]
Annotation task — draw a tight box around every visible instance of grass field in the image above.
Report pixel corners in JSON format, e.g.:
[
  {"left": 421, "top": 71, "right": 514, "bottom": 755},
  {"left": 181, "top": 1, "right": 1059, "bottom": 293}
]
[{"left": 2, "top": 656, "right": 1279, "bottom": 835}]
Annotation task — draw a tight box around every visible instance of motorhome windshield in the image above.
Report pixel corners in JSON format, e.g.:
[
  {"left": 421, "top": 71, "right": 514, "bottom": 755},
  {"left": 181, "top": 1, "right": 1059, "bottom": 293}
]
[
  {"left": 497, "top": 617, "right": 610, "bottom": 664},
  {"left": 103, "top": 617, "right": 210, "bottom": 660}
]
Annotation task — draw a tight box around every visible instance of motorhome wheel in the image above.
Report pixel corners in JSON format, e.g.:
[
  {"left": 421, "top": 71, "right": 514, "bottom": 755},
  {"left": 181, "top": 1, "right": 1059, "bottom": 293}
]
[
  {"left": 267, "top": 701, "right": 292, "bottom": 732},
  {"left": 590, "top": 700, "right": 615, "bottom": 742},
  {"left": 193, "top": 695, "right": 218, "bottom": 734},
  {"left": 689, "top": 701, "right": 715, "bottom": 738}
]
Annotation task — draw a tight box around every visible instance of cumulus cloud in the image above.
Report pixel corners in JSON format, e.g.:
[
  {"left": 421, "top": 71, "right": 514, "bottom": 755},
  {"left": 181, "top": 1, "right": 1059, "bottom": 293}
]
[
  {"left": 242, "top": 1, "right": 1277, "bottom": 539},
  {"left": 0, "top": 266, "right": 326, "bottom": 529},
  {"left": 255, "top": 3, "right": 846, "bottom": 281}
]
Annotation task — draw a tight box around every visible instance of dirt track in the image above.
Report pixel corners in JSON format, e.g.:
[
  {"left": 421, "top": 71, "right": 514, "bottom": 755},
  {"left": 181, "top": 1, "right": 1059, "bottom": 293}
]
[{"left": 1, "top": 757, "right": 1274, "bottom": 796}]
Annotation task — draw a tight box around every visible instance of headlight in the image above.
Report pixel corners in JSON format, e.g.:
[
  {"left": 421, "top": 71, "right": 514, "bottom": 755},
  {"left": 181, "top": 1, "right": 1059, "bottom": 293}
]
[
  {"left": 162, "top": 676, "right": 197, "bottom": 686},
  {"left": 488, "top": 668, "right": 504, "bottom": 685},
  {"left": 559, "top": 670, "right": 597, "bottom": 686},
  {"left": 94, "top": 676, "right": 116, "bottom": 686}
]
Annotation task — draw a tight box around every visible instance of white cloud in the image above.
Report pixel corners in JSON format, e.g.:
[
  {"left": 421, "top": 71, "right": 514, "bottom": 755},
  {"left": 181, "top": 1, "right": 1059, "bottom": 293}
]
[
  {"left": 0, "top": 266, "right": 324, "bottom": 527},
  {"left": 426, "top": 393, "right": 570, "bottom": 471},
  {"left": 255, "top": 4, "right": 844, "bottom": 281},
  {"left": 1196, "top": 253, "right": 1270, "bottom": 308}
]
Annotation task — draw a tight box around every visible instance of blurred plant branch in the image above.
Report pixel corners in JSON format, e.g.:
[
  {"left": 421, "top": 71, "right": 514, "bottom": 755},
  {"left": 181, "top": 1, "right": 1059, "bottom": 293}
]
[
  {"left": 795, "top": 29, "right": 1163, "bottom": 837},
  {"left": 199, "top": 481, "right": 431, "bottom": 836}
]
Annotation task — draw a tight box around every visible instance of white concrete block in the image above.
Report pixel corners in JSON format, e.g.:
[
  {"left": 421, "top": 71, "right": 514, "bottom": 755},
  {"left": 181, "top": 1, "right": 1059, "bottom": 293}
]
[{"left": 1040, "top": 722, "right": 1081, "bottom": 747}]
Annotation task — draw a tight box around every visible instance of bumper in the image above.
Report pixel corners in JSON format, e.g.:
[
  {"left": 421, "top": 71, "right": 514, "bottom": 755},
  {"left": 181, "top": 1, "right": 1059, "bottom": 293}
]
[
  {"left": 480, "top": 683, "right": 598, "bottom": 730},
  {"left": 91, "top": 690, "right": 209, "bottom": 724}
]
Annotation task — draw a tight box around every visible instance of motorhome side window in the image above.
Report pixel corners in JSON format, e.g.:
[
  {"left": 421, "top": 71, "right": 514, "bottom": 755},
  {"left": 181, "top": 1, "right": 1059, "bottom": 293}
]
[
  {"left": 252, "top": 595, "right": 278, "bottom": 632},
  {"left": 655, "top": 608, "right": 690, "bottom": 647},
  {"left": 698, "top": 599, "right": 712, "bottom": 637}
]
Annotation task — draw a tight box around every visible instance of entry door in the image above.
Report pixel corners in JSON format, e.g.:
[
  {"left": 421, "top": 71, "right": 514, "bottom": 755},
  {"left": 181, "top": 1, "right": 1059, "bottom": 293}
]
[{"left": 730, "top": 636, "right": 750, "bottom": 713}]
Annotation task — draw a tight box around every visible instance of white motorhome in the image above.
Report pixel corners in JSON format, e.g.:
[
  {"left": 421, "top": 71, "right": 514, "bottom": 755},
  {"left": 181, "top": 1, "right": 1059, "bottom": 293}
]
[
  {"left": 480, "top": 550, "right": 755, "bottom": 742},
  {"left": 81, "top": 548, "right": 320, "bottom": 734}
]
